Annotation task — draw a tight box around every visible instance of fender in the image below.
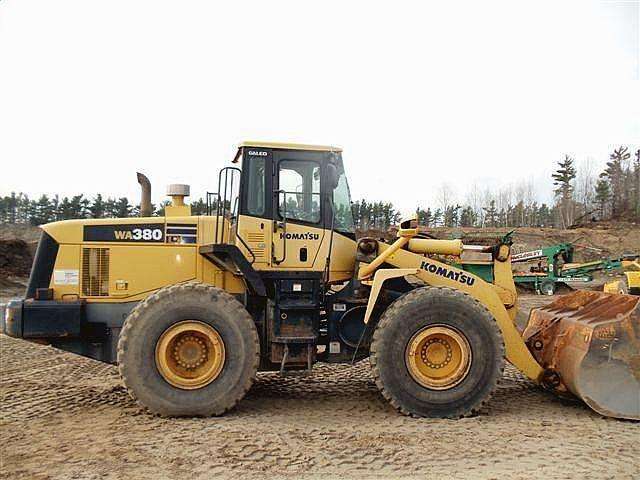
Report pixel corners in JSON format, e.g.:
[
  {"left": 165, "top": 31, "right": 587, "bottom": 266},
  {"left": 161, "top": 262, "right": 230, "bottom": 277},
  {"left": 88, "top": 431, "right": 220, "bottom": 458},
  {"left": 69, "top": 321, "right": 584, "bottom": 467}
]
[
  {"left": 360, "top": 242, "right": 544, "bottom": 383},
  {"left": 362, "top": 268, "right": 419, "bottom": 325}
]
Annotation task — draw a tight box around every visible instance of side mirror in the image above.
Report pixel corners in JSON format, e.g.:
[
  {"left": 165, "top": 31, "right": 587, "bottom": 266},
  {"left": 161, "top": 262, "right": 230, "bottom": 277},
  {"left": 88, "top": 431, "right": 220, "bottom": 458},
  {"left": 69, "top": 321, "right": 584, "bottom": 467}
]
[{"left": 327, "top": 164, "right": 340, "bottom": 190}]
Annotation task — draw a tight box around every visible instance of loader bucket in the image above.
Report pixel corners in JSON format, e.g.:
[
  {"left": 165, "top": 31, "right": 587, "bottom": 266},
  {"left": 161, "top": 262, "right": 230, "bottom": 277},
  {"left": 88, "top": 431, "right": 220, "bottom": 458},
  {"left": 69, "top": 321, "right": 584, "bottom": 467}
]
[{"left": 523, "top": 290, "right": 640, "bottom": 420}]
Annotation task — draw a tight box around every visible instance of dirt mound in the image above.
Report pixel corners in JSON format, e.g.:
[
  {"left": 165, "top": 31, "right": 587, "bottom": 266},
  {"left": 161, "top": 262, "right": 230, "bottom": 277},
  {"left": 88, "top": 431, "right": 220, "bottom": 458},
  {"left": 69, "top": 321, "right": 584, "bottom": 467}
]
[
  {"left": 0, "top": 239, "right": 33, "bottom": 277},
  {"left": 0, "top": 223, "right": 42, "bottom": 242},
  {"left": 426, "top": 223, "right": 639, "bottom": 262}
]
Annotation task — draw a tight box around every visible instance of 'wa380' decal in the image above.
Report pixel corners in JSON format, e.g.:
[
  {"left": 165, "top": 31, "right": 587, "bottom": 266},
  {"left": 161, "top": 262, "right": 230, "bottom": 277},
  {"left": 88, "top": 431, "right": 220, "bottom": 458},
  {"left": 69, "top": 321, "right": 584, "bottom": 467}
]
[
  {"left": 83, "top": 224, "right": 165, "bottom": 243},
  {"left": 114, "top": 228, "right": 163, "bottom": 241}
]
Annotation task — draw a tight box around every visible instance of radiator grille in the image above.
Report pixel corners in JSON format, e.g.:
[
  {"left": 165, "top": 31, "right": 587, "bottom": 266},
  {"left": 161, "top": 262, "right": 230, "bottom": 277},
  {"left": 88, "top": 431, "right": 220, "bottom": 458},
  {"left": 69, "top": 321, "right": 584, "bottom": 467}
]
[{"left": 82, "top": 248, "right": 110, "bottom": 296}]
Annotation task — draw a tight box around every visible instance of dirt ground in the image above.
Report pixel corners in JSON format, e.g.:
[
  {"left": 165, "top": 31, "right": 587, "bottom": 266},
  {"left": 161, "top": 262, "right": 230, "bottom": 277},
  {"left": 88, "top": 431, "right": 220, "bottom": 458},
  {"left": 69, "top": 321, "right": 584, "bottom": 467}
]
[
  {"left": 1, "top": 221, "right": 638, "bottom": 478},
  {"left": 1, "top": 295, "right": 638, "bottom": 480}
]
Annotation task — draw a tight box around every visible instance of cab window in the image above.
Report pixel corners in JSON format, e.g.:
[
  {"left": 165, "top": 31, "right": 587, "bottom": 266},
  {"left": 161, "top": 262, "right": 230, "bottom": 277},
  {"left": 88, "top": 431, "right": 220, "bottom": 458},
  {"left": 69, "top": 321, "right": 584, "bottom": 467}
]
[
  {"left": 278, "top": 160, "right": 320, "bottom": 223},
  {"left": 246, "top": 157, "right": 265, "bottom": 216},
  {"left": 333, "top": 164, "right": 355, "bottom": 233}
]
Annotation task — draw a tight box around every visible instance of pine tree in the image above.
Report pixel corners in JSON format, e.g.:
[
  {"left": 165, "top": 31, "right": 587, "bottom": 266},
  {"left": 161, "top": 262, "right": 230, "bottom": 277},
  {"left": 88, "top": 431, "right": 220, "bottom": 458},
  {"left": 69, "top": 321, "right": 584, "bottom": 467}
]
[
  {"left": 459, "top": 206, "right": 475, "bottom": 227},
  {"left": 594, "top": 179, "right": 611, "bottom": 219},
  {"left": 154, "top": 200, "right": 170, "bottom": 217},
  {"left": 58, "top": 197, "right": 72, "bottom": 220},
  {"left": 89, "top": 194, "right": 106, "bottom": 218},
  {"left": 32, "top": 195, "right": 56, "bottom": 225},
  {"left": 483, "top": 200, "right": 498, "bottom": 227},
  {"left": 114, "top": 197, "right": 132, "bottom": 218},
  {"left": 600, "top": 146, "right": 630, "bottom": 218},
  {"left": 68, "top": 195, "right": 86, "bottom": 219},
  {"left": 51, "top": 195, "right": 60, "bottom": 220},
  {"left": 104, "top": 197, "right": 118, "bottom": 217},
  {"left": 416, "top": 207, "right": 432, "bottom": 227},
  {"left": 190, "top": 198, "right": 208, "bottom": 216},
  {"left": 350, "top": 200, "right": 360, "bottom": 228},
  {"left": 443, "top": 205, "right": 461, "bottom": 227},
  {"left": 552, "top": 155, "right": 576, "bottom": 228}
]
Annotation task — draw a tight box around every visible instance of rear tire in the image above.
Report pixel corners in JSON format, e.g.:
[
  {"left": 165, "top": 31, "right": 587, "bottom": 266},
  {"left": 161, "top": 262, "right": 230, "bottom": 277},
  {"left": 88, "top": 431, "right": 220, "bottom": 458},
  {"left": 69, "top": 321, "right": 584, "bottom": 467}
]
[
  {"left": 370, "top": 287, "right": 504, "bottom": 418},
  {"left": 117, "top": 282, "right": 259, "bottom": 416}
]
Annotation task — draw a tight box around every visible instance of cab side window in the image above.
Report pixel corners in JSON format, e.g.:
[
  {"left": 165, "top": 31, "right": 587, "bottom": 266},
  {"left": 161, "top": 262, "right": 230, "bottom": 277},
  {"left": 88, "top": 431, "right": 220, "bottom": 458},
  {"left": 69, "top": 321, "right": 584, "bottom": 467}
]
[
  {"left": 278, "top": 160, "right": 320, "bottom": 223},
  {"left": 246, "top": 157, "right": 266, "bottom": 216}
]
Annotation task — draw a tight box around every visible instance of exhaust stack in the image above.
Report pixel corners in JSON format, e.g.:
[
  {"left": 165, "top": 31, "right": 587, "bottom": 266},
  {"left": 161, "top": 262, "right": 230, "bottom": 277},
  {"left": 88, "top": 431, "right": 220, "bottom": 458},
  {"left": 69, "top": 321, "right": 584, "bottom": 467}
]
[{"left": 137, "top": 172, "right": 152, "bottom": 217}]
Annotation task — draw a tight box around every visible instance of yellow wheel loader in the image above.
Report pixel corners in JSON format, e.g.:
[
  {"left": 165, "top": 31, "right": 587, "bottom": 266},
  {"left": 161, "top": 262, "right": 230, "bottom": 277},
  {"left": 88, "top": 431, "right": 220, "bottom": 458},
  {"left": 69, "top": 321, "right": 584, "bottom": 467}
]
[
  {"left": 2, "top": 142, "right": 639, "bottom": 419},
  {"left": 604, "top": 260, "right": 640, "bottom": 296}
]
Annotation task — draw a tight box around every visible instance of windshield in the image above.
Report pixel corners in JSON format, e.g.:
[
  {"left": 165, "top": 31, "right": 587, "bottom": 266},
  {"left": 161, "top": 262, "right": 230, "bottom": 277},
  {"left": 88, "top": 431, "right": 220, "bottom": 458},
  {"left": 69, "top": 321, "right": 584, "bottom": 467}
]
[{"left": 333, "top": 160, "right": 355, "bottom": 234}]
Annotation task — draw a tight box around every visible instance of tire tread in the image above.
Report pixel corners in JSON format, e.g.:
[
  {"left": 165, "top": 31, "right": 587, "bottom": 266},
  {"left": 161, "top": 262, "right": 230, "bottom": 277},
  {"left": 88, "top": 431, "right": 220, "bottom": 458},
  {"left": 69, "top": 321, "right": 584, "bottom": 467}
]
[
  {"left": 369, "top": 286, "right": 505, "bottom": 418},
  {"left": 117, "top": 281, "right": 259, "bottom": 417}
]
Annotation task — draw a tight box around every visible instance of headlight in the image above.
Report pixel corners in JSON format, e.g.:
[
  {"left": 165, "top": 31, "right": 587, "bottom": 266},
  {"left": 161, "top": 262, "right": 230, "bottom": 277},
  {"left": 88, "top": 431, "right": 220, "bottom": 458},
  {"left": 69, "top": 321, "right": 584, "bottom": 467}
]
[
  {"left": 1, "top": 305, "right": 9, "bottom": 333},
  {"left": 2, "top": 300, "right": 23, "bottom": 337}
]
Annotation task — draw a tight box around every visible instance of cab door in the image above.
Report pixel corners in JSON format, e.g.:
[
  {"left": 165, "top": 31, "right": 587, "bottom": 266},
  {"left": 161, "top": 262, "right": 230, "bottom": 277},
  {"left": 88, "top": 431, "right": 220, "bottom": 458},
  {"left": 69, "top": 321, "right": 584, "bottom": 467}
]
[
  {"left": 236, "top": 150, "right": 272, "bottom": 266},
  {"left": 271, "top": 151, "right": 325, "bottom": 270}
]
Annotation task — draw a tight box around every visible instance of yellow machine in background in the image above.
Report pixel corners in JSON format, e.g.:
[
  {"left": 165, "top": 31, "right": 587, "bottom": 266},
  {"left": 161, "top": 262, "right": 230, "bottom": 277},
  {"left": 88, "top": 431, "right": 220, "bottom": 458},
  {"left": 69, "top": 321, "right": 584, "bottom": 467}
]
[
  {"left": 627, "top": 271, "right": 640, "bottom": 294},
  {"left": 604, "top": 260, "right": 640, "bottom": 295},
  {"left": 3, "top": 141, "right": 638, "bottom": 420}
]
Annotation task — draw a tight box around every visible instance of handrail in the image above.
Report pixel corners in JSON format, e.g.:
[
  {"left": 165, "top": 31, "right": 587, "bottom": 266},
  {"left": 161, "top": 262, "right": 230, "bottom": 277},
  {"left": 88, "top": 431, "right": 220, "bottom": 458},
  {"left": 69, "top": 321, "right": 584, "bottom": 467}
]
[
  {"left": 208, "top": 167, "right": 257, "bottom": 264},
  {"left": 273, "top": 190, "right": 287, "bottom": 264},
  {"left": 231, "top": 196, "right": 256, "bottom": 265},
  {"left": 213, "top": 167, "right": 241, "bottom": 244}
]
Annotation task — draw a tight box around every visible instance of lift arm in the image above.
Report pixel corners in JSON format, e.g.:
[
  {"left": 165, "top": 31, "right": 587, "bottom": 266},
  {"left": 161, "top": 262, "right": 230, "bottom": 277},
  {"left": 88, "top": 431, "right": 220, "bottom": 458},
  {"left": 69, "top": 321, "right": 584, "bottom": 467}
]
[{"left": 357, "top": 231, "right": 544, "bottom": 383}]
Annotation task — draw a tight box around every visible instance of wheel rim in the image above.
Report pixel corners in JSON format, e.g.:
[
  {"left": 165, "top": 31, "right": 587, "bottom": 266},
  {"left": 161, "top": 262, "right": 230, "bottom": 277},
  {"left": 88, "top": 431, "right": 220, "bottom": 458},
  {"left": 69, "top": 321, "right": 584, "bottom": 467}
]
[
  {"left": 405, "top": 325, "right": 472, "bottom": 390},
  {"left": 541, "top": 282, "right": 554, "bottom": 295},
  {"left": 155, "top": 320, "right": 225, "bottom": 390}
]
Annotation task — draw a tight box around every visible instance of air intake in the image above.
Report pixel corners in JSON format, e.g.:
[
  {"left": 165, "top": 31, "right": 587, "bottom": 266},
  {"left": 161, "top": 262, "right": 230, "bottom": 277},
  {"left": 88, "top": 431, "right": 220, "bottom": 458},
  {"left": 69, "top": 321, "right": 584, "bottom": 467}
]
[{"left": 82, "top": 248, "right": 110, "bottom": 297}]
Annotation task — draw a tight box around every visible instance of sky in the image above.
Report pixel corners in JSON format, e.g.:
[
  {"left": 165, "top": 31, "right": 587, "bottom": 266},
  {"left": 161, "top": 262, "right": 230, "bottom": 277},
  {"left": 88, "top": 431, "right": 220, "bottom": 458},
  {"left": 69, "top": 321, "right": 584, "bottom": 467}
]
[{"left": 0, "top": 0, "right": 638, "bottom": 216}]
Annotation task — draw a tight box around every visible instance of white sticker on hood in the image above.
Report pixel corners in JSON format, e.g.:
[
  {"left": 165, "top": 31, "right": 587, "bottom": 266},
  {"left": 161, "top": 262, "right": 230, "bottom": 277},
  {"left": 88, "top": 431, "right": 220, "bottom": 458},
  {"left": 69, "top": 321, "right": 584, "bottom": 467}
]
[{"left": 54, "top": 269, "right": 79, "bottom": 285}]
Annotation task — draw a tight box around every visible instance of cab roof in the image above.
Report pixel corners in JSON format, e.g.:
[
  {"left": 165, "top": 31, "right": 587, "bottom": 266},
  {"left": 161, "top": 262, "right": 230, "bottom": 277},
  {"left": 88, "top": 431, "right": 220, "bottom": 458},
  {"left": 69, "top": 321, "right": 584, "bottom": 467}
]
[{"left": 238, "top": 141, "right": 342, "bottom": 153}]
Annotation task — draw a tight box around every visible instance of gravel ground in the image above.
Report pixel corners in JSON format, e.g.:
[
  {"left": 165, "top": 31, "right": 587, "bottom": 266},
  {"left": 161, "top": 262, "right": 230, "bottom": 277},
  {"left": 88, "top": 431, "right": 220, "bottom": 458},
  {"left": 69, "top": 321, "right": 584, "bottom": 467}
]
[{"left": 1, "top": 295, "right": 639, "bottom": 480}]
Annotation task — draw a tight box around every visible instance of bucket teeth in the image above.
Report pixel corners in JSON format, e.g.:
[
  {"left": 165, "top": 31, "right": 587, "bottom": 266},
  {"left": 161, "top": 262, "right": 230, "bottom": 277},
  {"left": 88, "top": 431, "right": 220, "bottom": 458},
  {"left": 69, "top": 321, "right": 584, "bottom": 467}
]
[{"left": 524, "top": 290, "right": 640, "bottom": 420}]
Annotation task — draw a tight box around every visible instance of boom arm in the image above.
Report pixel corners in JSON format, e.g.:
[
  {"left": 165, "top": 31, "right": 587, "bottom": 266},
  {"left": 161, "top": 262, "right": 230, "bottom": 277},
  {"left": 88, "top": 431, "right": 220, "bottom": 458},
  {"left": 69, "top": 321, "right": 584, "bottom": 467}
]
[{"left": 357, "top": 226, "right": 544, "bottom": 383}]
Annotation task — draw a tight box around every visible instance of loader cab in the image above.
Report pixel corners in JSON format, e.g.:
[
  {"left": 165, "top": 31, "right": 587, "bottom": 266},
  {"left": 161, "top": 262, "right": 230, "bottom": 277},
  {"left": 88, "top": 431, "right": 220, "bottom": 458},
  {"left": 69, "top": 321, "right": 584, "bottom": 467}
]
[
  {"left": 233, "top": 142, "right": 356, "bottom": 280},
  {"left": 208, "top": 142, "right": 360, "bottom": 372}
]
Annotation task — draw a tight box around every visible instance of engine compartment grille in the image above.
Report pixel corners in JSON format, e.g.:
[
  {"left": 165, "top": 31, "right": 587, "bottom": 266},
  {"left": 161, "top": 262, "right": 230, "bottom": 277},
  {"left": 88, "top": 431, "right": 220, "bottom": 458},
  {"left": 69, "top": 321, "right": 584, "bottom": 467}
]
[
  {"left": 246, "top": 232, "right": 265, "bottom": 259},
  {"left": 82, "top": 248, "right": 110, "bottom": 296}
]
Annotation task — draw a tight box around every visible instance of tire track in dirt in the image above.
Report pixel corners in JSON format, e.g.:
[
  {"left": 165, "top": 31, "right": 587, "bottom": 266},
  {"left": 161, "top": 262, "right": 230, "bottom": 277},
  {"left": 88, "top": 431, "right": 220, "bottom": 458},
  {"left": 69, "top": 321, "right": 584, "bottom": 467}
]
[{"left": 1, "top": 295, "right": 639, "bottom": 480}]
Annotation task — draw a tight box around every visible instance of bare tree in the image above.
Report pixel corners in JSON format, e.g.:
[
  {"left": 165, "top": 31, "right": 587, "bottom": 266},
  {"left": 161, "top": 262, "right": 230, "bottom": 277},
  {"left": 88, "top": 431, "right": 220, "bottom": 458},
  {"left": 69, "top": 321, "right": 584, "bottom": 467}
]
[
  {"left": 436, "top": 183, "right": 455, "bottom": 212},
  {"left": 575, "top": 157, "right": 596, "bottom": 217},
  {"left": 464, "top": 182, "right": 482, "bottom": 222}
]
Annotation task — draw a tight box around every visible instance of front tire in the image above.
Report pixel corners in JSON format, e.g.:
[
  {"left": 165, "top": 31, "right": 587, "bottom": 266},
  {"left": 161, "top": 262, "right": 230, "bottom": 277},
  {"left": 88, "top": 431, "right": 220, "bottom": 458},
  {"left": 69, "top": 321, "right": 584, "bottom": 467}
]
[
  {"left": 117, "top": 282, "right": 259, "bottom": 416},
  {"left": 370, "top": 287, "right": 504, "bottom": 418}
]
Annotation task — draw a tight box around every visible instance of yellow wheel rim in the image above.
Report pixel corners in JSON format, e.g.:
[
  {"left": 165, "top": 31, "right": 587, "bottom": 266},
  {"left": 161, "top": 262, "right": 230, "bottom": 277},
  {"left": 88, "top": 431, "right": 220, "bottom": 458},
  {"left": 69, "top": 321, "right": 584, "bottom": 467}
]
[
  {"left": 406, "top": 325, "right": 472, "bottom": 390},
  {"left": 155, "top": 320, "right": 225, "bottom": 390}
]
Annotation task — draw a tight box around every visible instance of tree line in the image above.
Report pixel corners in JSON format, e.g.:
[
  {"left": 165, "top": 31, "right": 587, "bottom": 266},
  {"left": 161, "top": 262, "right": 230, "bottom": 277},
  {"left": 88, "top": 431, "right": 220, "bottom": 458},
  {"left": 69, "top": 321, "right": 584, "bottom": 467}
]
[
  {"left": 362, "top": 144, "right": 639, "bottom": 230},
  {"left": 0, "top": 194, "right": 213, "bottom": 225},
  {"left": 2, "top": 145, "right": 638, "bottom": 229}
]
